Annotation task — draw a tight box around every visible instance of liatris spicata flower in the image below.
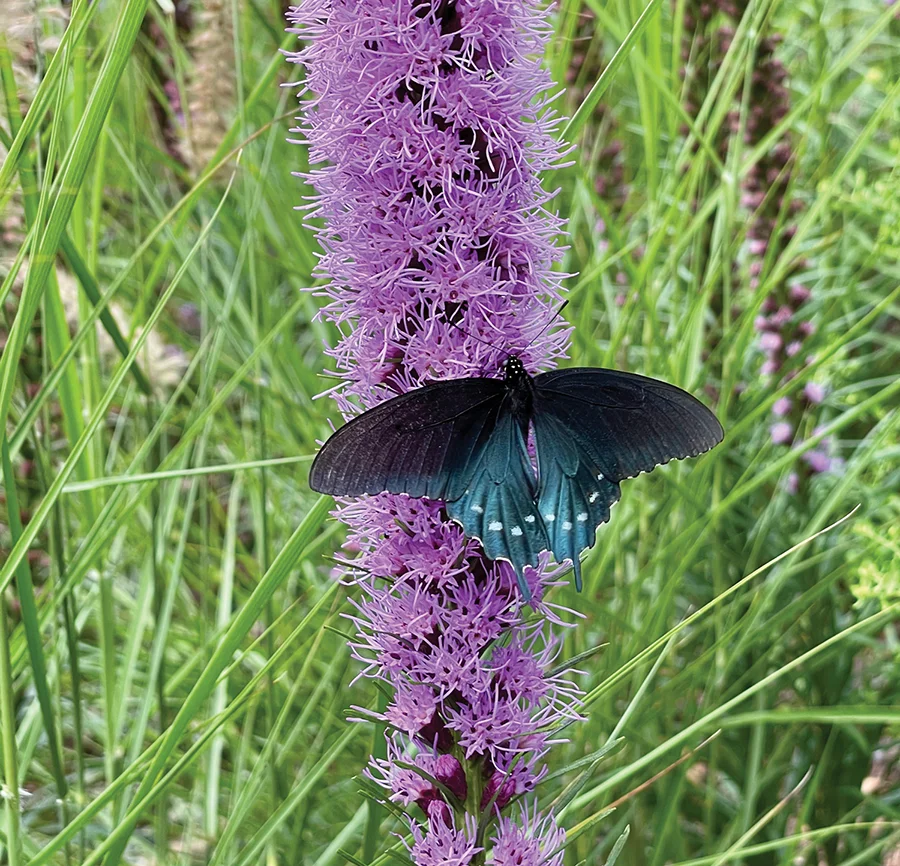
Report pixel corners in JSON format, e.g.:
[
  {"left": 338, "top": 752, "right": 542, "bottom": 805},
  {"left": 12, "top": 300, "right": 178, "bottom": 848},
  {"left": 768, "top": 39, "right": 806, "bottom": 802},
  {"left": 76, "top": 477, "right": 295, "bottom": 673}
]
[
  {"left": 287, "top": 0, "right": 581, "bottom": 859},
  {"left": 739, "top": 38, "right": 837, "bottom": 485},
  {"left": 680, "top": 4, "right": 832, "bottom": 484}
]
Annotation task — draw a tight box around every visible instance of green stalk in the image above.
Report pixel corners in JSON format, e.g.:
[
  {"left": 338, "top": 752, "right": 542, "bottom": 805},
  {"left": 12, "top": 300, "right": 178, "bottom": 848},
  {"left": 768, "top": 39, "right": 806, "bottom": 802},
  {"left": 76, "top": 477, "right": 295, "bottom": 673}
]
[
  {"left": 0, "top": 589, "right": 21, "bottom": 866},
  {"left": 0, "top": 436, "right": 68, "bottom": 801}
]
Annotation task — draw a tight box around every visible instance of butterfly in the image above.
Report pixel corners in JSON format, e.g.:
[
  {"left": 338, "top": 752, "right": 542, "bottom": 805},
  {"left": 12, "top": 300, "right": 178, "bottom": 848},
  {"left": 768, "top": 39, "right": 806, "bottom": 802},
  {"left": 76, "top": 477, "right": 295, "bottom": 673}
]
[{"left": 309, "top": 356, "right": 724, "bottom": 599}]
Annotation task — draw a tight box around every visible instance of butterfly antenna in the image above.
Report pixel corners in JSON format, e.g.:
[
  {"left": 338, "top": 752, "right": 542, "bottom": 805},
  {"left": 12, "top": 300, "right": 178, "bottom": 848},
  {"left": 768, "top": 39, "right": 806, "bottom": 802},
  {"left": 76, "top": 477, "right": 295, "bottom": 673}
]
[
  {"left": 518, "top": 300, "right": 569, "bottom": 356},
  {"left": 441, "top": 312, "right": 511, "bottom": 367},
  {"left": 442, "top": 299, "right": 568, "bottom": 369}
]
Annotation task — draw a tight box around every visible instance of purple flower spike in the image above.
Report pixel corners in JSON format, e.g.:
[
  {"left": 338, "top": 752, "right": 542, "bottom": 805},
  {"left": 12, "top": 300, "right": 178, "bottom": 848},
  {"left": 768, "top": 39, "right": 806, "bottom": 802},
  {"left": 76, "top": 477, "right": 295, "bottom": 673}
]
[
  {"left": 718, "top": 17, "right": 835, "bottom": 490},
  {"left": 804, "top": 450, "right": 832, "bottom": 473},
  {"left": 288, "top": 0, "right": 582, "bottom": 859},
  {"left": 759, "top": 332, "right": 783, "bottom": 353}
]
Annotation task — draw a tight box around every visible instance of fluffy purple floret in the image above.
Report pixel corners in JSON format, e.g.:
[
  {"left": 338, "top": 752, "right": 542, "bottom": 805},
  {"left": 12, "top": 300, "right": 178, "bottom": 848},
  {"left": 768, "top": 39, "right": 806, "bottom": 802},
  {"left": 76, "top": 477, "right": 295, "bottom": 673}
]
[
  {"left": 408, "top": 811, "right": 482, "bottom": 866},
  {"left": 490, "top": 804, "right": 566, "bottom": 866}
]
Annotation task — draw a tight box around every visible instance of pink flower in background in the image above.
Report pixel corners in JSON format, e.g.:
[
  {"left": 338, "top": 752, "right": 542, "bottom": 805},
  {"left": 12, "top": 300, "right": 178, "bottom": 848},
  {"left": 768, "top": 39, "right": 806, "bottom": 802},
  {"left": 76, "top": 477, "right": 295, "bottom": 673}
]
[
  {"left": 804, "top": 381, "right": 826, "bottom": 404},
  {"left": 770, "top": 421, "right": 793, "bottom": 445},
  {"left": 287, "top": 0, "right": 580, "bottom": 859},
  {"left": 773, "top": 397, "right": 792, "bottom": 417}
]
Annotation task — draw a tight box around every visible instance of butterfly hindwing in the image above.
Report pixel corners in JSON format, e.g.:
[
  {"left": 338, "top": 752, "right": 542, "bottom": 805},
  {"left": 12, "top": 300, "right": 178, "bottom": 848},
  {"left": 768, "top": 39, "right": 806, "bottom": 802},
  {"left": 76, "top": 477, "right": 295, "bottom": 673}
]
[
  {"left": 532, "top": 368, "right": 723, "bottom": 588},
  {"left": 445, "top": 403, "right": 549, "bottom": 599},
  {"left": 532, "top": 410, "right": 621, "bottom": 591},
  {"left": 309, "top": 378, "right": 506, "bottom": 499}
]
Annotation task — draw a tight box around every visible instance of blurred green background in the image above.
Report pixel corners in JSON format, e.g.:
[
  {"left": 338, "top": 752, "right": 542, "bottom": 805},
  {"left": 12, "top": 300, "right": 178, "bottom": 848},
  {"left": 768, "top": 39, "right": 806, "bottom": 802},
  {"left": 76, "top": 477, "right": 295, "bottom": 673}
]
[{"left": 1, "top": 0, "right": 898, "bottom": 863}]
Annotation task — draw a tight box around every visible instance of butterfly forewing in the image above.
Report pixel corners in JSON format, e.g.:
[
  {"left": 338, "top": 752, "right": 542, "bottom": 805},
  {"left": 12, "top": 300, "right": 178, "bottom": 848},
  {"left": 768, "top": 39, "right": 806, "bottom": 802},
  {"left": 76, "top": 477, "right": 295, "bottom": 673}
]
[
  {"left": 445, "top": 403, "right": 549, "bottom": 598},
  {"left": 309, "top": 378, "right": 506, "bottom": 499},
  {"left": 533, "top": 368, "right": 724, "bottom": 482}
]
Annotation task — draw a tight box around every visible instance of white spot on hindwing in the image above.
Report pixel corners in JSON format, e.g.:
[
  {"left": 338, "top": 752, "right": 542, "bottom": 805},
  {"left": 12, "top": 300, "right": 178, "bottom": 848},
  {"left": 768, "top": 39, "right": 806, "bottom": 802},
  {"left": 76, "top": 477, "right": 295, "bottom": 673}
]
[
  {"left": 511, "top": 526, "right": 523, "bottom": 536},
  {"left": 589, "top": 491, "right": 599, "bottom": 503},
  {"left": 525, "top": 515, "right": 536, "bottom": 523},
  {"left": 471, "top": 504, "right": 484, "bottom": 514},
  {"left": 577, "top": 512, "right": 588, "bottom": 522},
  {"left": 544, "top": 513, "right": 555, "bottom": 522},
  {"left": 488, "top": 521, "right": 503, "bottom": 531},
  {"left": 597, "top": 473, "right": 604, "bottom": 481},
  {"left": 562, "top": 521, "right": 573, "bottom": 531}
]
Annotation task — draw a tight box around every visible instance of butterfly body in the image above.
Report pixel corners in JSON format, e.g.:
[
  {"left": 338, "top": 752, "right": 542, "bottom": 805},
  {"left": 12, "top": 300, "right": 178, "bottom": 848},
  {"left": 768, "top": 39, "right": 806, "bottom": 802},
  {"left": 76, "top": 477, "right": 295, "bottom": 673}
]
[
  {"left": 501, "top": 356, "right": 535, "bottom": 422},
  {"left": 310, "top": 357, "right": 723, "bottom": 599}
]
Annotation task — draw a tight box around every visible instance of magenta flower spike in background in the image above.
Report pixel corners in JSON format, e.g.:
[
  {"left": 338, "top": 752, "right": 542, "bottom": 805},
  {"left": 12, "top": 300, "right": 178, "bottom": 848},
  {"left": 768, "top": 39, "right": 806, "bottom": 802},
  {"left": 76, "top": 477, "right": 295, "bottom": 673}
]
[{"left": 287, "top": 0, "right": 580, "bottom": 859}]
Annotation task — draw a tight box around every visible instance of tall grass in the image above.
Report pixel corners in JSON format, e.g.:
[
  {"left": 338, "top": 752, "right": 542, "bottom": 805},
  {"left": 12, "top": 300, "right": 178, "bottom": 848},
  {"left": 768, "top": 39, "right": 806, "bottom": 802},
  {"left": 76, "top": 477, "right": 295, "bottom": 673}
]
[{"left": 1, "top": 0, "right": 898, "bottom": 864}]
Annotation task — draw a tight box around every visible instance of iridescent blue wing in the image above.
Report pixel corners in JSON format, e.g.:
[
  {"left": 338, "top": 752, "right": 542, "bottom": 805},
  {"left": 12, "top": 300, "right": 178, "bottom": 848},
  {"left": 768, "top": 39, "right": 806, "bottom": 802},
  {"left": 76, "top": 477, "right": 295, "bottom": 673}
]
[
  {"left": 532, "top": 368, "right": 723, "bottom": 590},
  {"left": 445, "top": 402, "right": 549, "bottom": 600},
  {"left": 309, "top": 378, "right": 506, "bottom": 501},
  {"left": 530, "top": 408, "right": 621, "bottom": 592}
]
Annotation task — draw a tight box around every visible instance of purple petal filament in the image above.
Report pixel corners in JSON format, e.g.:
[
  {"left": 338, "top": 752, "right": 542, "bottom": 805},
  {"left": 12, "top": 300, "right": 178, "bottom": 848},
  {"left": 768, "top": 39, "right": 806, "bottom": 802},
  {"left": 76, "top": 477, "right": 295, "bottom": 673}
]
[{"left": 287, "top": 1, "right": 581, "bottom": 860}]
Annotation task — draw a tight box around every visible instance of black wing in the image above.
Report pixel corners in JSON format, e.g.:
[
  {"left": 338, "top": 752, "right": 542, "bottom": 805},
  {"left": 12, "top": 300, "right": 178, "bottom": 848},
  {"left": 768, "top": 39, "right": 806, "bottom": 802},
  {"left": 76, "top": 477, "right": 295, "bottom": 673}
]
[
  {"left": 445, "top": 402, "right": 550, "bottom": 600},
  {"left": 309, "top": 378, "right": 507, "bottom": 501},
  {"left": 532, "top": 368, "right": 723, "bottom": 589}
]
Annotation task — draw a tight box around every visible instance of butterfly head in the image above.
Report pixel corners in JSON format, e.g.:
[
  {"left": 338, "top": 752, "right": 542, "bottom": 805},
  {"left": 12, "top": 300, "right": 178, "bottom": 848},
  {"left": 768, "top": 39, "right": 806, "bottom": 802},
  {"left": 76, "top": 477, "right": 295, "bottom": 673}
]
[{"left": 503, "top": 355, "right": 530, "bottom": 387}]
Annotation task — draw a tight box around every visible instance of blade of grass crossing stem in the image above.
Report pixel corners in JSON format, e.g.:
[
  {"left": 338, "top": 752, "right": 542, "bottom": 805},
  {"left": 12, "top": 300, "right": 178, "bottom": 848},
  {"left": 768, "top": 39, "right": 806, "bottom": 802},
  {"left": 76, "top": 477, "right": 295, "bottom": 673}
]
[
  {"left": 13, "top": 340, "right": 209, "bottom": 661},
  {"left": 7, "top": 102, "right": 308, "bottom": 460},
  {"left": 313, "top": 804, "right": 368, "bottom": 866},
  {"left": 668, "top": 825, "right": 900, "bottom": 866},
  {"left": 583, "top": 0, "right": 726, "bottom": 174},
  {"left": 206, "top": 613, "right": 337, "bottom": 866},
  {"left": 28, "top": 294, "right": 306, "bottom": 626},
  {"left": 0, "top": 0, "right": 97, "bottom": 197},
  {"left": 559, "top": 0, "right": 664, "bottom": 142},
  {"left": 59, "top": 236, "right": 152, "bottom": 394},
  {"left": 97, "top": 495, "right": 333, "bottom": 866},
  {"left": 1, "top": 29, "right": 102, "bottom": 521},
  {"left": 0, "top": 162, "right": 238, "bottom": 598},
  {"left": 230, "top": 727, "right": 362, "bottom": 866},
  {"left": 556, "top": 634, "right": 677, "bottom": 821},
  {"left": 0, "top": 0, "right": 150, "bottom": 431},
  {"left": 582, "top": 509, "right": 858, "bottom": 707},
  {"left": 6, "top": 139, "right": 254, "bottom": 458},
  {"left": 62, "top": 456, "right": 313, "bottom": 493},
  {"left": 120, "top": 459, "right": 206, "bottom": 780}
]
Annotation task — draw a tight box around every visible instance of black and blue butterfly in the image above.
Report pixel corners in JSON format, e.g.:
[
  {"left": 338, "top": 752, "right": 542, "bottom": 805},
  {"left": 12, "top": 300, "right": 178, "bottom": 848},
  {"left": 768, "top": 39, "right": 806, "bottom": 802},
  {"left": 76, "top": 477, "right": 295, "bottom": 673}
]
[{"left": 309, "top": 356, "right": 724, "bottom": 599}]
